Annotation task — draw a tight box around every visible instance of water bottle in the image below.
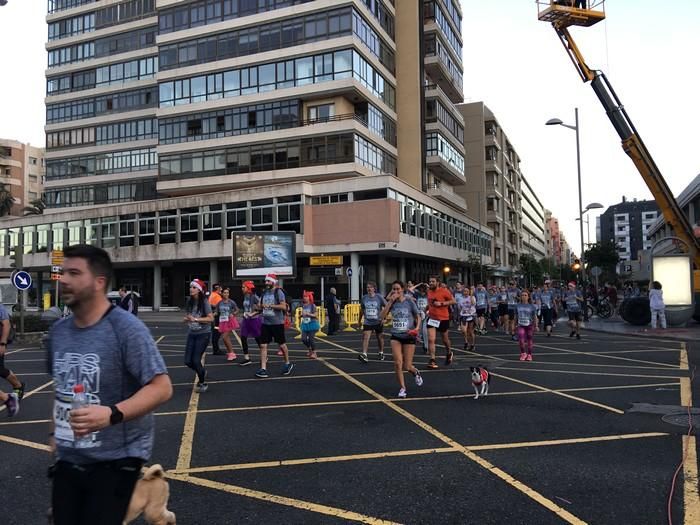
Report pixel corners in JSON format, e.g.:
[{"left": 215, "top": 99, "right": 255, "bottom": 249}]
[{"left": 71, "top": 384, "right": 93, "bottom": 448}]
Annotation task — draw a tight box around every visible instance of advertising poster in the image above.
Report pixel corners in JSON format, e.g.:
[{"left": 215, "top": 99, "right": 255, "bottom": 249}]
[{"left": 233, "top": 232, "right": 295, "bottom": 277}]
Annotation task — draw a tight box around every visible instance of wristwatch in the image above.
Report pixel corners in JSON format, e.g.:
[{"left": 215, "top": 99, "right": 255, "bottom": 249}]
[{"left": 109, "top": 405, "right": 124, "bottom": 425}]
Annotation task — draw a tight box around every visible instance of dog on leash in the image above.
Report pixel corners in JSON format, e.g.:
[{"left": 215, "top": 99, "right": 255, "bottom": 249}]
[
  {"left": 124, "top": 464, "right": 176, "bottom": 524},
  {"left": 470, "top": 366, "right": 491, "bottom": 400}
]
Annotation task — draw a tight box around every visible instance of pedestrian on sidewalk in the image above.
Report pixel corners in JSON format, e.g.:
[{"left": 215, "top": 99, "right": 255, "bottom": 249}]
[
  {"left": 649, "top": 281, "right": 667, "bottom": 329},
  {"left": 183, "top": 279, "right": 213, "bottom": 392},
  {"left": 0, "top": 302, "right": 25, "bottom": 403}
]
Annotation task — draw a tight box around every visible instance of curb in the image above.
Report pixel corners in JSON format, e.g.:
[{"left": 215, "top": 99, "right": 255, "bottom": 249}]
[{"left": 582, "top": 325, "right": 698, "bottom": 342}]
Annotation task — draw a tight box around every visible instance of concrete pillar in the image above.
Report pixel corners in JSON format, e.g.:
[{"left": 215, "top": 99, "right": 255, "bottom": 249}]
[
  {"left": 399, "top": 257, "right": 406, "bottom": 283},
  {"left": 350, "top": 252, "right": 360, "bottom": 302},
  {"left": 209, "top": 260, "right": 219, "bottom": 287},
  {"left": 378, "top": 255, "right": 386, "bottom": 295},
  {"left": 153, "top": 263, "right": 161, "bottom": 312}
]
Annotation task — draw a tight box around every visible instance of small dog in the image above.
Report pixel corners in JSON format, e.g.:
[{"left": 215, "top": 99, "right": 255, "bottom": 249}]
[
  {"left": 124, "top": 464, "right": 176, "bottom": 525},
  {"left": 470, "top": 366, "right": 491, "bottom": 400}
]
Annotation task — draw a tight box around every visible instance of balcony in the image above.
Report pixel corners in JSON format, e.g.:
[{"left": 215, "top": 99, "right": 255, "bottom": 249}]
[
  {"left": 424, "top": 55, "right": 463, "bottom": 104},
  {"left": 426, "top": 155, "right": 465, "bottom": 186},
  {"left": 426, "top": 184, "right": 467, "bottom": 211}
]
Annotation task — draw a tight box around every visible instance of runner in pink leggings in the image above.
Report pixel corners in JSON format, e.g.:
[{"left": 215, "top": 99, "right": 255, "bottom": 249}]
[{"left": 515, "top": 290, "right": 538, "bottom": 361}]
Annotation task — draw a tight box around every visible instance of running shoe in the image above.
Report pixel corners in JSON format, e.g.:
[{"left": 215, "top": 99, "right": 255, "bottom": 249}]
[
  {"left": 414, "top": 372, "right": 424, "bottom": 387},
  {"left": 14, "top": 381, "right": 26, "bottom": 401},
  {"left": 427, "top": 359, "right": 438, "bottom": 370},
  {"left": 239, "top": 357, "right": 253, "bottom": 366},
  {"left": 226, "top": 353, "right": 236, "bottom": 362},
  {"left": 576, "top": 333, "right": 581, "bottom": 340},
  {"left": 358, "top": 353, "right": 369, "bottom": 364},
  {"left": 512, "top": 335, "right": 518, "bottom": 342},
  {"left": 525, "top": 354, "right": 533, "bottom": 361},
  {"left": 255, "top": 368, "right": 270, "bottom": 378},
  {"left": 277, "top": 349, "right": 284, "bottom": 356},
  {"left": 398, "top": 388, "right": 407, "bottom": 398},
  {"left": 4, "top": 393, "right": 19, "bottom": 417},
  {"left": 519, "top": 353, "right": 527, "bottom": 361},
  {"left": 377, "top": 352, "right": 385, "bottom": 361},
  {"left": 569, "top": 330, "right": 575, "bottom": 338},
  {"left": 281, "top": 363, "right": 295, "bottom": 376},
  {"left": 547, "top": 332, "right": 551, "bottom": 337},
  {"left": 445, "top": 351, "right": 454, "bottom": 366},
  {"left": 463, "top": 342, "right": 469, "bottom": 351},
  {"left": 195, "top": 383, "right": 208, "bottom": 393}
]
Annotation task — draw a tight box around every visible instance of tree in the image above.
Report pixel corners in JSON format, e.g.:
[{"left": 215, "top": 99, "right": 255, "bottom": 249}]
[
  {"left": 23, "top": 196, "right": 46, "bottom": 216},
  {"left": 464, "top": 255, "right": 496, "bottom": 284},
  {"left": 0, "top": 183, "right": 15, "bottom": 217},
  {"left": 584, "top": 241, "right": 620, "bottom": 274},
  {"left": 519, "top": 254, "right": 545, "bottom": 287}
]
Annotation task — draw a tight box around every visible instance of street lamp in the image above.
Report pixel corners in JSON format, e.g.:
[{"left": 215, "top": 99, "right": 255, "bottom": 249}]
[
  {"left": 546, "top": 108, "right": 587, "bottom": 282},
  {"left": 576, "top": 202, "right": 604, "bottom": 247}
]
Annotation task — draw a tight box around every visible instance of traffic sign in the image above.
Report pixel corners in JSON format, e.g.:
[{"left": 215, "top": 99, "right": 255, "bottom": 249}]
[
  {"left": 12, "top": 271, "right": 32, "bottom": 290},
  {"left": 51, "top": 250, "right": 64, "bottom": 266},
  {"left": 346, "top": 267, "right": 353, "bottom": 277},
  {"left": 310, "top": 256, "right": 343, "bottom": 266},
  {"left": 590, "top": 266, "right": 602, "bottom": 277}
]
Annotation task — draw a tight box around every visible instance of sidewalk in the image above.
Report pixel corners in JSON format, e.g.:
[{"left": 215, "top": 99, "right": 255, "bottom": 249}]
[{"left": 582, "top": 316, "right": 700, "bottom": 341}]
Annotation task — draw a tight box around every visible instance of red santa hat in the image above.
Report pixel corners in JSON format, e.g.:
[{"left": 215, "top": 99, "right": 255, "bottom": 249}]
[{"left": 190, "top": 279, "right": 207, "bottom": 293}]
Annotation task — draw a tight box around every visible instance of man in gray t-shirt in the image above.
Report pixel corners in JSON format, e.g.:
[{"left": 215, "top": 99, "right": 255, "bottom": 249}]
[
  {"left": 48, "top": 244, "right": 172, "bottom": 525},
  {"left": 0, "top": 303, "right": 25, "bottom": 404},
  {"left": 358, "top": 282, "right": 387, "bottom": 363},
  {"left": 256, "top": 274, "right": 294, "bottom": 378}
]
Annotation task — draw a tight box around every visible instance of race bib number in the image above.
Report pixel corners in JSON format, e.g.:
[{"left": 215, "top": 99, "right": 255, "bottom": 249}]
[
  {"left": 365, "top": 307, "right": 378, "bottom": 318},
  {"left": 427, "top": 318, "right": 441, "bottom": 328},
  {"left": 463, "top": 316, "right": 474, "bottom": 322},
  {"left": 263, "top": 307, "right": 274, "bottom": 317},
  {"left": 392, "top": 318, "right": 409, "bottom": 332},
  {"left": 220, "top": 314, "right": 229, "bottom": 322},
  {"left": 302, "top": 317, "right": 310, "bottom": 324},
  {"left": 54, "top": 399, "right": 74, "bottom": 443}
]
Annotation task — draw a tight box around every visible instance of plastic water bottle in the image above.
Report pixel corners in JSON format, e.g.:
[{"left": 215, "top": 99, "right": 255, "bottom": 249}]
[{"left": 71, "top": 384, "right": 93, "bottom": 448}]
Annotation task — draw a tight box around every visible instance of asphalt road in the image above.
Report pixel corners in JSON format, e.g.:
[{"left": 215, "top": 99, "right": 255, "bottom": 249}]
[{"left": 1, "top": 319, "right": 698, "bottom": 524}]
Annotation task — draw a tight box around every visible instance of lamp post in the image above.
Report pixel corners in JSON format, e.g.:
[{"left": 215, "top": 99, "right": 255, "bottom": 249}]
[
  {"left": 576, "top": 202, "right": 604, "bottom": 248},
  {"left": 547, "top": 108, "right": 586, "bottom": 282}
]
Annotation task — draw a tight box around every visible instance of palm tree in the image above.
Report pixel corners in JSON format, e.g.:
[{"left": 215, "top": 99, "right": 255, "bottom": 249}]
[
  {"left": 0, "top": 183, "right": 15, "bottom": 217},
  {"left": 23, "top": 196, "right": 46, "bottom": 216}
]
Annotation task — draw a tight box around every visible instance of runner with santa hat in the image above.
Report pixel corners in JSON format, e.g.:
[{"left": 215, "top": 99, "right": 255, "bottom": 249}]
[
  {"left": 183, "top": 278, "right": 214, "bottom": 392},
  {"left": 255, "top": 274, "right": 294, "bottom": 378}
]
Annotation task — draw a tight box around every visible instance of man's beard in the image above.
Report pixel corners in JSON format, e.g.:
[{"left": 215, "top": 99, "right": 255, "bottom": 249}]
[{"left": 62, "top": 286, "right": 93, "bottom": 308}]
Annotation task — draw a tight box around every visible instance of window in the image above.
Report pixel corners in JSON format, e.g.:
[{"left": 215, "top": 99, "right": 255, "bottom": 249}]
[
  {"left": 180, "top": 208, "right": 199, "bottom": 243},
  {"left": 202, "top": 204, "right": 222, "bottom": 241},
  {"left": 158, "top": 211, "right": 177, "bottom": 244},
  {"left": 226, "top": 203, "right": 247, "bottom": 233},
  {"left": 138, "top": 212, "right": 155, "bottom": 245},
  {"left": 307, "top": 103, "right": 334, "bottom": 122}
]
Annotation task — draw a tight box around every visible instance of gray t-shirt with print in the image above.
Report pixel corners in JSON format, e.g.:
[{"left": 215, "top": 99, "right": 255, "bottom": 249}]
[
  {"left": 389, "top": 298, "right": 419, "bottom": 336},
  {"left": 361, "top": 294, "right": 387, "bottom": 325},
  {"left": 515, "top": 304, "right": 537, "bottom": 326},
  {"left": 261, "top": 288, "right": 285, "bottom": 325},
  {"left": 186, "top": 299, "right": 212, "bottom": 334},
  {"left": 49, "top": 306, "right": 167, "bottom": 464},
  {"left": 216, "top": 299, "right": 237, "bottom": 321}
]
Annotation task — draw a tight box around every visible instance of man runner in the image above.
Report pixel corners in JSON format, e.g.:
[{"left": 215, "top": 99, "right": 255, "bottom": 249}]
[
  {"left": 0, "top": 302, "right": 25, "bottom": 402},
  {"left": 358, "top": 281, "right": 387, "bottom": 363},
  {"left": 474, "top": 283, "right": 488, "bottom": 335},
  {"left": 256, "top": 274, "right": 294, "bottom": 378},
  {"left": 426, "top": 275, "right": 456, "bottom": 369},
  {"left": 564, "top": 281, "right": 584, "bottom": 339}
]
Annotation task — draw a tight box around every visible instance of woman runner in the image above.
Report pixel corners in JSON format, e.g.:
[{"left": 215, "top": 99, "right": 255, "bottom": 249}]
[
  {"left": 217, "top": 287, "right": 240, "bottom": 362},
  {"left": 183, "top": 279, "right": 214, "bottom": 392},
  {"left": 300, "top": 290, "right": 320, "bottom": 359},
  {"left": 456, "top": 286, "right": 477, "bottom": 351},
  {"left": 238, "top": 280, "right": 262, "bottom": 366},
  {"left": 515, "top": 290, "right": 537, "bottom": 361},
  {"left": 380, "top": 280, "right": 423, "bottom": 398}
]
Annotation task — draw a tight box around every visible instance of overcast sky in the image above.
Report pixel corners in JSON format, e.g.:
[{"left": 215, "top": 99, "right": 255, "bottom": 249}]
[{"left": 1, "top": 0, "right": 698, "bottom": 257}]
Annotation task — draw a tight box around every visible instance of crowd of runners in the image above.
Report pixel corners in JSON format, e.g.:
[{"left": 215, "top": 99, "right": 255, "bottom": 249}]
[{"left": 180, "top": 274, "right": 586, "bottom": 399}]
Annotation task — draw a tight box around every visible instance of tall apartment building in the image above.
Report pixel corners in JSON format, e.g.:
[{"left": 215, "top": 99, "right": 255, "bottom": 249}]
[
  {"left": 520, "top": 175, "right": 546, "bottom": 259},
  {"left": 0, "top": 0, "right": 492, "bottom": 308},
  {"left": 457, "top": 101, "right": 531, "bottom": 282},
  {"left": 0, "top": 139, "right": 45, "bottom": 217},
  {"left": 598, "top": 196, "right": 659, "bottom": 262},
  {"left": 544, "top": 209, "right": 563, "bottom": 264},
  {"left": 647, "top": 174, "right": 700, "bottom": 251}
]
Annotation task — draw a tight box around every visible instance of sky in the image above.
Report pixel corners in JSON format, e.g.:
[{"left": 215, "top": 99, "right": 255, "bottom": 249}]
[{"left": 0, "top": 0, "right": 699, "bottom": 257}]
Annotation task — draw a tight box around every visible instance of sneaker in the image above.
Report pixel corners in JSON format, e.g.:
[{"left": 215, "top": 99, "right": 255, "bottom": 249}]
[
  {"left": 444, "top": 351, "right": 454, "bottom": 366},
  {"left": 525, "top": 354, "right": 533, "bottom": 361},
  {"left": 226, "top": 353, "right": 236, "bottom": 362},
  {"left": 255, "top": 368, "right": 270, "bottom": 378},
  {"left": 426, "top": 359, "right": 438, "bottom": 370},
  {"left": 569, "top": 331, "right": 575, "bottom": 338},
  {"left": 519, "top": 353, "right": 527, "bottom": 361},
  {"left": 512, "top": 335, "right": 519, "bottom": 342},
  {"left": 547, "top": 332, "right": 551, "bottom": 337},
  {"left": 463, "top": 342, "right": 469, "bottom": 351},
  {"left": 14, "top": 381, "right": 26, "bottom": 401},
  {"left": 4, "top": 393, "right": 19, "bottom": 417},
  {"left": 358, "top": 353, "right": 369, "bottom": 364},
  {"left": 414, "top": 372, "right": 424, "bottom": 387},
  {"left": 239, "top": 357, "right": 253, "bottom": 366},
  {"left": 281, "top": 363, "right": 295, "bottom": 376},
  {"left": 398, "top": 388, "right": 407, "bottom": 398},
  {"left": 377, "top": 352, "right": 385, "bottom": 361},
  {"left": 576, "top": 333, "right": 581, "bottom": 340},
  {"left": 307, "top": 351, "right": 317, "bottom": 359},
  {"left": 195, "top": 383, "right": 208, "bottom": 393},
  {"left": 277, "top": 349, "right": 284, "bottom": 356}
]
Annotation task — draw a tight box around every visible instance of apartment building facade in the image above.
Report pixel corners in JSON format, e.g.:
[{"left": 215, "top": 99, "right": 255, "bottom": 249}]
[
  {"left": 0, "top": 139, "right": 45, "bottom": 217},
  {"left": 520, "top": 174, "right": 546, "bottom": 260},
  {"left": 0, "top": 0, "right": 492, "bottom": 308},
  {"left": 598, "top": 196, "right": 659, "bottom": 262}
]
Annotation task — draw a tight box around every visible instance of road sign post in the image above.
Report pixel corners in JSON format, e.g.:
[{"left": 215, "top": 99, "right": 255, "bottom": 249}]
[
  {"left": 51, "top": 250, "right": 64, "bottom": 309},
  {"left": 12, "top": 270, "right": 32, "bottom": 337}
]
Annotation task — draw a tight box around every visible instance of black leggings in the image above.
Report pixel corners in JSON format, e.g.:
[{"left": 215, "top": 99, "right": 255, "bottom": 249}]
[
  {"left": 0, "top": 354, "right": 10, "bottom": 379},
  {"left": 240, "top": 336, "right": 261, "bottom": 356},
  {"left": 51, "top": 458, "right": 143, "bottom": 525},
  {"left": 184, "top": 332, "right": 210, "bottom": 383}
]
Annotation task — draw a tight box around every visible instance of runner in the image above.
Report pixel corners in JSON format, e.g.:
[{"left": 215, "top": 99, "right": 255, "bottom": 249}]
[
  {"left": 410, "top": 283, "right": 430, "bottom": 354},
  {"left": 0, "top": 390, "right": 19, "bottom": 417},
  {"left": 487, "top": 285, "right": 500, "bottom": 331},
  {"left": 380, "top": 280, "right": 423, "bottom": 398},
  {"left": 456, "top": 286, "right": 477, "bottom": 351},
  {"left": 506, "top": 281, "right": 520, "bottom": 340},
  {"left": 216, "top": 287, "right": 240, "bottom": 362},
  {"left": 208, "top": 283, "right": 224, "bottom": 355},
  {"left": 426, "top": 275, "right": 456, "bottom": 369},
  {"left": 358, "top": 281, "right": 387, "bottom": 363},
  {"left": 183, "top": 279, "right": 213, "bottom": 392},
  {"left": 540, "top": 281, "right": 555, "bottom": 337},
  {"left": 0, "top": 302, "right": 25, "bottom": 401},
  {"left": 515, "top": 290, "right": 538, "bottom": 361},
  {"left": 564, "top": 281, "right": 584, "bottom": 339},
  {"left": 300, "top": 290, "right": 319, "bottom": 359},
  {"left": 552, "top": 283, "right": 562, "bottom": 328},
  {"left": 497, "top": 285, "right": 509, "bottom": 332},
  {"left": 531, "top": 285, "right": 542, "bottom": 332},
  {"left": 256, "top": 274, "right": 294, "bottom": 378},
  {"left": 474, "top": 283, "right": 488, "bottom": 335},
  {"left": 450, "top": 282, "right": 464, "bottom": 323},
  {"left": 238, "top": 280, "right": 262, "bottom": 366}
]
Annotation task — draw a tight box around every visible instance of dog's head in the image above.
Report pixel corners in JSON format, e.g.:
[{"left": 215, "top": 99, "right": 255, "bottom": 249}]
[{"left": 470, "top": 366, "right": 486, "bottom": 384}]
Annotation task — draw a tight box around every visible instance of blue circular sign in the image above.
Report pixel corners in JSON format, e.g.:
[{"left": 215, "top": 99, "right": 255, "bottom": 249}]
[
  {"left": 346, "top": 268, "right": 353, "bottom": 277},
  {"left": 12, "top": 271, "right": 32, "bottom": 290}
]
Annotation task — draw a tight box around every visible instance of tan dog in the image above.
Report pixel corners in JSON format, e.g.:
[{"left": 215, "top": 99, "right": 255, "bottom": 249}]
[{"left": 123, "top": 464, "right": 176, "bottom": 525}]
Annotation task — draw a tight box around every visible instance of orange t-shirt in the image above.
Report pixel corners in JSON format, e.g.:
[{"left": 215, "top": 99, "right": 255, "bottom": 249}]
[
  {"left": 427, "top": 288, "right": 454, "bottom": 320},
  {"left": 209, "top": 291, "right": 222, "bottom": 307}
]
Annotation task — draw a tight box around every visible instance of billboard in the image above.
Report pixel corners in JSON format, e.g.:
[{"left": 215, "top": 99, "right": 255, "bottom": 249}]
[{"left": 232, "top": 231, "right": 296, "bottom": 278}]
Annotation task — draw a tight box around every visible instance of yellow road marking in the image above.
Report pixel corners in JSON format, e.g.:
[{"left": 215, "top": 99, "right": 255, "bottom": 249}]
[
  {"left": 492, "top": 372, "right": 625, "bottom": 414},
  {"left": 476, "top": 359, "right": 678, "bottom": 371},
  {"left": 534, "top": 342, "right": 679, "bottom": 369},
  {"left": 489, "top": 348, "right": 682, "bottom": 357},
  {"left": 0, "top": 379, "right": 54, "bottom": 414},
  {"left": 155, "top": 335, "right": 165, "bottom": 344},
  {"left": 172, "top": 432, "right": 668, "bottom": 475},
  {"left": 679, "top": 342, "right": 699, "bottom": 524},
  {"left": 5, "top": 347, "right": 32, "bottom": 355},
  {"left": 168, "top": 473, "right": 402, "bottom": 525},
  {"left": 680, "top": 344, "right": 692, "bottom": 407},
  {"left": 319, "top": 359, "right": 586, "bottom": 524},
  {"left": 157, "top": 398, "right": 378, "bottom": 417},
  {"left": 175, "top": 354, "right": 206, "bottom": 471},
  {"left": 496, "top": 366, "right": 680, "bottom": 380},
  {"left": 0, "top": 434, "right": 52, "bottom": 452}
]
